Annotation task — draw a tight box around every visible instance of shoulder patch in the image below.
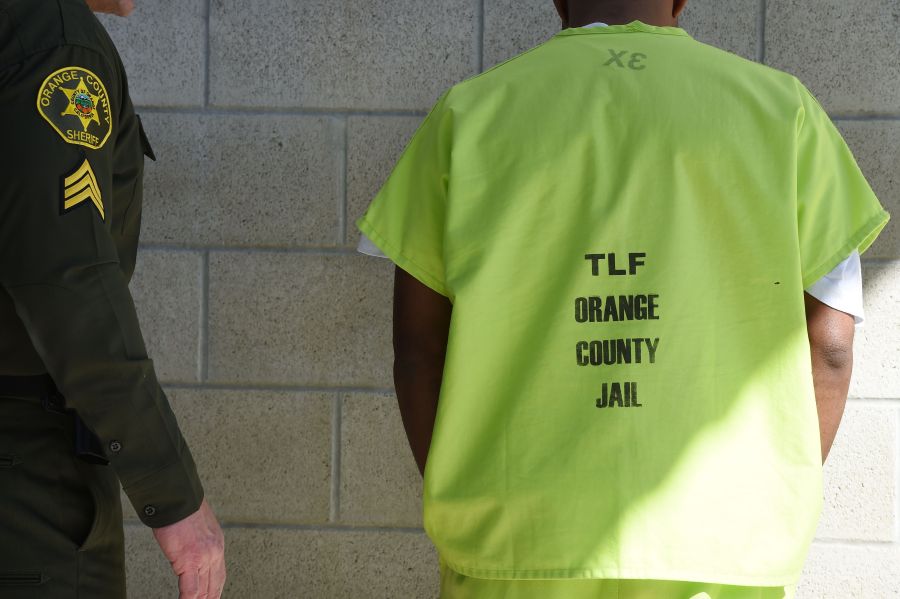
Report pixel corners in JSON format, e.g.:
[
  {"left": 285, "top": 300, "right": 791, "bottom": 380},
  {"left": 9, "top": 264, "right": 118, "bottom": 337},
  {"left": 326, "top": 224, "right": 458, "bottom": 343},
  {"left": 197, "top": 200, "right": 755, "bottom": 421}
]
[
  {"left": 37, "top": 67, "right": 112, "bottom": 150},
  {"left": 61, "top": 158, "right": 104, "bottom": 221}
]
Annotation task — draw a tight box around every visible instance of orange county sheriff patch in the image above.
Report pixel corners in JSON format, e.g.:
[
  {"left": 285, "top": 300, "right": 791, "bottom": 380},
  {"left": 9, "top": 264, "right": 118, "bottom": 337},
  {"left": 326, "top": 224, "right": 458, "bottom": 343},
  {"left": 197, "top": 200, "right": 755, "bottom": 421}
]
[
  {"left": 37, "top": 67, "right": 112, "bottom": 150},
  {"left": 61, "top": 158, "right": 104, "bottom": 221}
]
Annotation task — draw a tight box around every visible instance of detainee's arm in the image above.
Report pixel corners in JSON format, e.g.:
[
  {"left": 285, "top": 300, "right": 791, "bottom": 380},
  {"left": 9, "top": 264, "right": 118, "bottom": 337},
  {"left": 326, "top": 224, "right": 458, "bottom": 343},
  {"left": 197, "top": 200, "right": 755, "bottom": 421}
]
[
  {"left": 394, "top": 267, "right": 452, "bottom": 476},
  {"left": 794, "top": 80, "right": 889, "bottom": 464},
  {"left": 0, "top": 45, "right": 203, "bottom": 528},
  {"left": 804, "top": 293, "right": 854, "bottom": 463},
  {"left": 356, "top": 92, "right": 454, "bottom": 477}
]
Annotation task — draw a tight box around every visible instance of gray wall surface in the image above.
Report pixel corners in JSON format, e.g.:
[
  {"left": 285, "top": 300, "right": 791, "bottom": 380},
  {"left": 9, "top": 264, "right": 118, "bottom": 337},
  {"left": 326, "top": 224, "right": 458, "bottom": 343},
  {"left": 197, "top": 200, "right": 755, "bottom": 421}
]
[{"left": 99, "top": 0, "right": 900, "bottom": 596}]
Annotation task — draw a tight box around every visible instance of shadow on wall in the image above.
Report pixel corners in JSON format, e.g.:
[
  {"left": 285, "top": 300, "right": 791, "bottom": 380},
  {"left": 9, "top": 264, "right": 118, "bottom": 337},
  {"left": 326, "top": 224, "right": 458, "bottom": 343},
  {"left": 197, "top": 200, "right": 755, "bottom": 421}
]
[{"left": 854, "top": 259, "right": 900, "bottom": 399}]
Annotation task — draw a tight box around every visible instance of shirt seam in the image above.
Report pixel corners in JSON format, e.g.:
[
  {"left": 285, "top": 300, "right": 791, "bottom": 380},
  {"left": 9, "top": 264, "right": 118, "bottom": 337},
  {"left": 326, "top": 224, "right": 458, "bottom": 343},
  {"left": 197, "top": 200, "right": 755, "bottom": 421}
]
[{"left": 450, "top": 36, "right": 561, "bottom": 90}]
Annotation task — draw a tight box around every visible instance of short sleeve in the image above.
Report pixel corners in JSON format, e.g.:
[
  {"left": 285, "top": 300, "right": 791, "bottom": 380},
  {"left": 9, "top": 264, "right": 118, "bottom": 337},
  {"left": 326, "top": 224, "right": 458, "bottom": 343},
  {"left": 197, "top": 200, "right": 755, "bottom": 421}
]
[
  {"left": 355, "top": 92, "right": 453, "bottom": 297},
  {"left": 795, "top": 81, "right": 890, "bottom": 288}
]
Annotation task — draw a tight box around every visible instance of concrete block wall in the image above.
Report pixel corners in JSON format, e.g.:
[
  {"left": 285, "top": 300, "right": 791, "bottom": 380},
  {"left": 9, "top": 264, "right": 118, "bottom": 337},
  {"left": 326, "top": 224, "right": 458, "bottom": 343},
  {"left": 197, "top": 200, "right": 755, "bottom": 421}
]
[{"left": 98, "top": 0, "right": 899, "bottom": 596}]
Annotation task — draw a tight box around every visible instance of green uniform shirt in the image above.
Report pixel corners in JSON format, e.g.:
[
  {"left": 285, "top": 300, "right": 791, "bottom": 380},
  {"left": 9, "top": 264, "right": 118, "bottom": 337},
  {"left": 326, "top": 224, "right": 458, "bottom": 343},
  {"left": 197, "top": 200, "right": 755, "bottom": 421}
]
[
  {"left": 358, "top": 22, "right": 889, "bottom": 586},
  {"left": 0, "top": 0, "right": 203, "bottom": 528}
]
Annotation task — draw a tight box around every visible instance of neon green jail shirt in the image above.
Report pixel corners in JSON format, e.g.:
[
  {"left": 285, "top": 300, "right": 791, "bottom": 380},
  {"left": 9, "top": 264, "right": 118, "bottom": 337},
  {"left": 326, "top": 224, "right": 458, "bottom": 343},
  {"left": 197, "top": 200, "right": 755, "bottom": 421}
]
[{"left": 357, "top": 21, "right": 889, "bottom": 586}]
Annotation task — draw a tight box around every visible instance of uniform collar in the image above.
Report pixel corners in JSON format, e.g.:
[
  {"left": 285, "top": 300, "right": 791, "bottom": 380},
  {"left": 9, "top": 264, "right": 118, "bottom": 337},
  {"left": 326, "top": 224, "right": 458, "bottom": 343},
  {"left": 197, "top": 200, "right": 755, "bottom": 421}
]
[{"left": 559, "top": 20, "right": 690, "bottom": 38}]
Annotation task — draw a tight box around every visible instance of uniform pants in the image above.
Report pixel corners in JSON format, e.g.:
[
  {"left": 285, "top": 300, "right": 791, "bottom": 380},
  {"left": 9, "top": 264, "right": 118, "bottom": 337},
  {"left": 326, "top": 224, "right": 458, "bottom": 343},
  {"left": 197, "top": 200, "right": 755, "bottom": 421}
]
[
  {"left": 0, "top": 397, "right": 126, "bottom": 598},
  {"left": 440, "top": 564, "right": 797, "bottom": 598}
]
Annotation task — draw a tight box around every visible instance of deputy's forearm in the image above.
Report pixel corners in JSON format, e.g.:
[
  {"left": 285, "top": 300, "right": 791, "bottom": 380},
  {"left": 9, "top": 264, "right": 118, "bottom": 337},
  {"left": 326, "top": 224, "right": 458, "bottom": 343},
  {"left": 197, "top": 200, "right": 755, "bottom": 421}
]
[
  {"left": 394, "top": 356, "right": 443, "bottom": 477},
  {"left": 6, "top": 263, "right": 204, "bottom": 526}
]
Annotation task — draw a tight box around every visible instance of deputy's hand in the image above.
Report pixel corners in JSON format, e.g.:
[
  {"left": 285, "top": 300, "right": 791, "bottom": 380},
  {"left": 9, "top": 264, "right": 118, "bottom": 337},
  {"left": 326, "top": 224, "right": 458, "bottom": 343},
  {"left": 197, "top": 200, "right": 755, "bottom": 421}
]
[
  {"left": 152, "top": 499, "right": 226, "bottom": 599},
  {"left": 84, "top": 0, "right": 135, "bottom": 17}
]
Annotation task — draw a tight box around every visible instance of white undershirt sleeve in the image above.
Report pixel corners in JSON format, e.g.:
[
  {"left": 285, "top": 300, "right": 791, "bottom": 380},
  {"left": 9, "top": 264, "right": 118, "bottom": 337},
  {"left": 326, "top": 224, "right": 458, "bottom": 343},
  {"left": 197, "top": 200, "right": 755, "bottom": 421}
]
[
  {"left": 805, "top": 250, "right": 865, "bottom": 325},
  {"left": 356, "top": 233, "right": 388, "bottom": 258}
]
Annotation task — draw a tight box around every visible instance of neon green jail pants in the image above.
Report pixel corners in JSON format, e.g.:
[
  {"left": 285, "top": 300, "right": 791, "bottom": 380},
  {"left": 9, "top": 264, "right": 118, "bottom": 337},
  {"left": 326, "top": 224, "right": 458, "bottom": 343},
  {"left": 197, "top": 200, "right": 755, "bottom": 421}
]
[{"left": 440, "top": 565, "right": 797, "bottom": 599}]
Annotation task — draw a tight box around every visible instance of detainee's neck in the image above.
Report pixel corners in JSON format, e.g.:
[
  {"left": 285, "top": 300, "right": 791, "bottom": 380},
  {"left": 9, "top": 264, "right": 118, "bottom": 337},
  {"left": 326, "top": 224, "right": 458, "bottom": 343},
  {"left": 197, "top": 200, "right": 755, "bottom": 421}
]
[{"left": 566, "top": 6, "right": 678, "bottom": 28}]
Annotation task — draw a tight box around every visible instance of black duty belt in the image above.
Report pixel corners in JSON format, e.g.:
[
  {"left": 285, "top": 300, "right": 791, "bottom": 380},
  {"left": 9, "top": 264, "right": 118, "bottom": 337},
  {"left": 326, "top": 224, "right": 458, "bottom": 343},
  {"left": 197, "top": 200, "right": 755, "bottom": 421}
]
[
  {"left": 0, "top": 374, "right": 109, "bottom": 465},
  {"left": 0, "top": 374, "right": 60, "bottom": 403}
]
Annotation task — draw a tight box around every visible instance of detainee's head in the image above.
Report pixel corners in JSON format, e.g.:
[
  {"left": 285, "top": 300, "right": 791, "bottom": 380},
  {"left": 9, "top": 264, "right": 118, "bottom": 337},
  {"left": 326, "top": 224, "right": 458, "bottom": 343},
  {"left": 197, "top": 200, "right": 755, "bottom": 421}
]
[
  {"left": 85, "top": 0, "right": 135, "bottom": 17},
  {"left": 553, "top": 0, "right": 688, "bottom": 28}
]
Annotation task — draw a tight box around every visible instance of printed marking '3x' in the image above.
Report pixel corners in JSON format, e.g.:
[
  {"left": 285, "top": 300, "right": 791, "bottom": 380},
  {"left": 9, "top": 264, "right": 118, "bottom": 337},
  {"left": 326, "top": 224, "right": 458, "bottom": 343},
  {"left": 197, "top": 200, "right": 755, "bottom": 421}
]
[{"left": 604, "top": 49, "right": 647, "bottom": 71}]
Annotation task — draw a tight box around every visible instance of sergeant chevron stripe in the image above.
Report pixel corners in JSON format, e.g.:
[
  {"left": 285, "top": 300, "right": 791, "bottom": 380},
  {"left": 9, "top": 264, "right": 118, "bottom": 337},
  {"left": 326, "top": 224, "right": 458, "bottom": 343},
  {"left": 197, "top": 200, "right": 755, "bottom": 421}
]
[{"left": 61, "top": 158, "right": 104, "bottom": 220}]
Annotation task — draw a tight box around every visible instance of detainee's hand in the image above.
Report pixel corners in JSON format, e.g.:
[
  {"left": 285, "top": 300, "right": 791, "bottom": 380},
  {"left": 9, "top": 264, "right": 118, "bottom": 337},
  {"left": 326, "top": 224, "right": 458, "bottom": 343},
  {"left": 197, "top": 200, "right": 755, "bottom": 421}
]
[
  {"left": 152, "top": 499, "right": 226, "bottom": 599},
  {"left": 84, "top": 0, "right": 135, "bottom": 17}
]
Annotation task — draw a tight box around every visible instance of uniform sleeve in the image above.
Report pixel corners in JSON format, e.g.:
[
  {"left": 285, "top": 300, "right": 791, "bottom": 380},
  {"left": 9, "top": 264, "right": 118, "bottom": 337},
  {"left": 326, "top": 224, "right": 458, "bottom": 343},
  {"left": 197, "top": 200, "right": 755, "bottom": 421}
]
[
  {"left": 355, "top": 92, "right": 454, "bottom": 297},
  {"left": 795, "top": 81, "right": 890, "bottom": 288},
  {"left": 0, "top": 45, "right": 203, "bottom": 528}
]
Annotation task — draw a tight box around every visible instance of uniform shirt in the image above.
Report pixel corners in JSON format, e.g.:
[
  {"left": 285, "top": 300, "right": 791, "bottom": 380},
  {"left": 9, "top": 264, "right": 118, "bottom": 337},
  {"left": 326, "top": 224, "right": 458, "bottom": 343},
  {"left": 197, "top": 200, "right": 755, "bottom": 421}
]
[
  {"left": 0, "top": 0, "right": 203, "bottom": 527},
  {"left": 356, "top": 21, "right": 889, "bottom": 586},
  {"left": 359, "top": 22, "right": 867, "bottom": 325}
]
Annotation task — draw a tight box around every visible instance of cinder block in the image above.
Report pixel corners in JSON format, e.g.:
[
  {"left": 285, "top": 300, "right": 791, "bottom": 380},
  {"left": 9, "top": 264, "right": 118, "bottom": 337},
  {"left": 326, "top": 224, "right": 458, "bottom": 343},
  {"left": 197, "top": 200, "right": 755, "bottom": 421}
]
[
  {"left": 850, "top": 262, "right": 900, "bottom": 399},
  {"left": 137, "top": 113, "right": 340, "bottom": 247},
  {"left": 678, "top": 0, "right": 760, "bottom": 61},
  {"left": 836, "top": 121, "right": 900, "bottom": 259},
  {"left": 124, "top": 523, "right": 176, "bottom": 598},
  {"left": 815, "top": 405, "right": 896, "bottom": 541},
  {"left": 482, "top": 0, "right": 759, "bottom": 69},
  {"left": 482, "top": 0, "right": 559, "bottom": 69},
  {"left": 208, "top": 253, "right": 393, "bottom": 387},
  {"left": 340, "top": 393, "right": 422, "bottom": 526},
  {"left": 173, "top": 389, "right": 333, "bottom": 525},
  {"left": 221, "top": 527, "right": 438, "bottom": 599},
  {"left": 795, "top": 542, "right": 900, "bottom": 598},
  {"left": 128, "top": 250, "right": 202, "bottom": 383},
  {"left": 209, "top": 0, "right": 477, "bottom": 111},
  {"left": 96, "top": 1, "right": 205, "bottom": 107},
  {"left": 347, "top": 116, "right": 423, "bottom": 246},
  {"left": 766, "top": 0, "right": 900, "bottom": 114}
]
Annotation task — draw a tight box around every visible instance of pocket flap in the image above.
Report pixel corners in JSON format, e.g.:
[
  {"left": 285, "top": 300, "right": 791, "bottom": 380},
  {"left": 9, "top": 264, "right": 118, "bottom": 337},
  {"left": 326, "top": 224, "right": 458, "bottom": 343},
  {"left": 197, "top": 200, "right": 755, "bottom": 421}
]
[{"left": 136, "top": 114, "right": 156, "bottom": 161}]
